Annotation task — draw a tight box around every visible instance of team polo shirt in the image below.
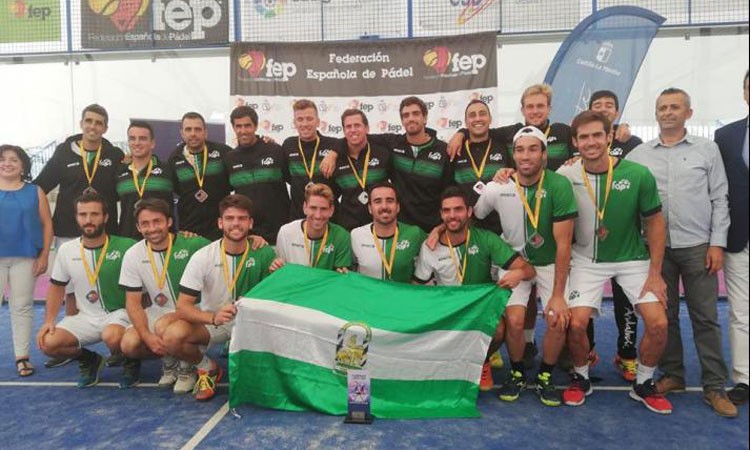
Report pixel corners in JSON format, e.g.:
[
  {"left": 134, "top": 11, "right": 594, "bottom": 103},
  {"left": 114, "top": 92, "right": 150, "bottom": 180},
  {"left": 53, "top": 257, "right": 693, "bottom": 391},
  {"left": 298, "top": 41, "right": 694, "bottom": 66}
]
[
  {"left": 452, "top": 138, "right": 511, "bottom": 233},
  {"left": 50, "top": 235, "right": 136, "bottom": 315},
  {"left": 351, "top": 222, "right": 426, "bottom": 283},
  {"left": 225, "top": 141, "right": 290, "bottom": 245},
  {"left": 369, "top": 133, "right": 454, "bottom": 232},
  {"left": 115, "top": 156, "right": 175, "bottom": 239},
  {"left": 332, "top": 141, "right": 391, "bottom": 230},
  {"left": 474, "top": 170, "right": 578, "bottom": 266},
  {"left": 179, "top": 239, "right": 275, "bottom": 312},
  {"left": 282, "top": 133, "right": 339, "bottom": 220},
  {"left": 34, "top": 134, "right": 124, "bottom": 237},
  {"left": 413, "top": 226, "right": 519, "bottom": 286},
  {"left": 492, "top": 122, "right": 575, "bottom": 171},
  {"left": 168, "top": 141, "right": 232, "bottom": 240},
  {"left": 276, "top": 219, "right": 352, "bottom": 270},
  {"left": 557, "top": 159, "right": 661, "bottom": 263},
  {"left": 119, "top": 235, "right": 210, "bottom": 313}
]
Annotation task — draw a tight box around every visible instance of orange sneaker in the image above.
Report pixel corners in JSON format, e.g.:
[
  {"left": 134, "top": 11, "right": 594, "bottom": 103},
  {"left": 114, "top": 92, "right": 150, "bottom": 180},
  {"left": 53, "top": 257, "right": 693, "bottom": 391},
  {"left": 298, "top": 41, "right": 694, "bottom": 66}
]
[
  {"left": 480, "top": 362, "right": 494, "bottom": 391},
  {"left": 193, "top": 361, "right": 223, "bottom": 402},
  {"left": 614, "top": 354, "right": 637, "bottom": 382}
]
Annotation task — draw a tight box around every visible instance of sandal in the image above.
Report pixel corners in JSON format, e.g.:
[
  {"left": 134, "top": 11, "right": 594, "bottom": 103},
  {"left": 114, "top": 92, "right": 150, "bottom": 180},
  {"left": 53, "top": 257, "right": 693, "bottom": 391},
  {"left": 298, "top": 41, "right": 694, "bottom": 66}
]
[{"left": 16, "top": 358, "right": 35, "bottom": 377}]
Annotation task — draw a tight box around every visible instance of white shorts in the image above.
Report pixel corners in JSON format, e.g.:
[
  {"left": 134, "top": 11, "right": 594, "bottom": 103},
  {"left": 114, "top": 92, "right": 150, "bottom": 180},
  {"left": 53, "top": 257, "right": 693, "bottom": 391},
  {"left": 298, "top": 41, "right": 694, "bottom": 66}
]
[
  {"left": 568, "top": 257, "right": 658, "bottom": 316},
  {"left": 57, "top": 309, "right": 131, "bottom": 347},
  {"left": 497, "top": 268, "right": 533, "bottom": 309},
  {"left": 127, "top": 307, "right": 175, "bottom": 334},
  {"left": 505, "top": 264, "right": 568, "bottom": 310}
]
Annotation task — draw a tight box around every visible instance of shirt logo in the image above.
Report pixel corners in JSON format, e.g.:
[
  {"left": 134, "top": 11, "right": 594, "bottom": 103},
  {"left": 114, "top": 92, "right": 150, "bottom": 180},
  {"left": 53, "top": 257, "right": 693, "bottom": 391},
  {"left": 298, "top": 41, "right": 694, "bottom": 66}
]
[
  {"left": 467, "top": 245, "right": 479, "bottom": 255},
  {"left": 537, "top": 189, "right": 547, "bottom": 198},
  {"left": 323, "top": 244, "right": 335, "bottom": 254},
  {"left": 428, "top": 152, "right": 442, "bottom": 161},
  {"left": 246, "top": 257, "right": 256, "bottom": 268},
  {"left": 261, "top": 157, "right": 274, "bottom": 166},
  {"left": 610, "top": 147, "right": 623, "bottom": 156},
  {"left": 173, "top": 249, "right": 189, "bottom": 260},
  {"left": 569, "top": 290, "right": 581, "bottom": 302},
  {"left": 152, "top": 168, "right": 163, "bottom": 175},
  {"left": 547, "top": 136, "right": 558, "bottom": 144},
  {"left": 612, "top": 179, "right": 631, "bottom": 191},
  {"left": 100, "top": 159, "right": 112, "bottom": 167},
  {"left": 320, "top": 149, "right": 333, "bottom": 157},
  {"left": 489, "top": 153, "right": 503, "bottom": 162},
  {"left": 232, "top": 164, "right": 243, "bottom": 169},
  {"left": 67, "top": 162, "right": 80, "bottom": 168},
  {"left": 397, "top": 240, "right": 410, "bottom": 250},
  {"left": 209, "top": 151, "right": 220, "bottom": 158},
  {"left": 106, "top": 250, "right": 122, "bottom": 261},
  {"left": 369, "top": 158, "right": 380, "bottom": 166},
  {"left": 393, "top": 148, "right": 406, "bottom": 154}
]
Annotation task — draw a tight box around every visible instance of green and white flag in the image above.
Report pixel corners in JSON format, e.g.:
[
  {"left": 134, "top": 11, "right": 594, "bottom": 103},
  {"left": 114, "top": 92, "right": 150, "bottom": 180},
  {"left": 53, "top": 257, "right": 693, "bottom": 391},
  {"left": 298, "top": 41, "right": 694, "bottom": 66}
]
[{"left": 229, "top": 264, "right": 508, "bottom": 419}]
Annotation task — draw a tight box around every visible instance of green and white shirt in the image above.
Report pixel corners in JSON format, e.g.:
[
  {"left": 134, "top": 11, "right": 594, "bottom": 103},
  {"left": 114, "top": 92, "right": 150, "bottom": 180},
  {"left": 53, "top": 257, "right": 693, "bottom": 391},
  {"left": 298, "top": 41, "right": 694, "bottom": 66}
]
[
  {"left": 413, "top": 226, "right": 519, "bottom": 286},
  {"left": 119, "top": 235, "right": 210, "bottom": 314},
  {"left": 178, "top": 239, "right": 276, "bottom": 312},
  {"left": 276, "top": 219, "right": 352, "bottom": 270},
  {"left": 557, "top": 159, "right": 662, "bottom": 263},
  {"left": 474, "top": 170, "right": 577, "bottom": 266},
  {"left": 351, "top": 222, "right": 426, "bottom": 283},
  {"left": 50, "top": 235, "right": 136, "bottom": 316}
]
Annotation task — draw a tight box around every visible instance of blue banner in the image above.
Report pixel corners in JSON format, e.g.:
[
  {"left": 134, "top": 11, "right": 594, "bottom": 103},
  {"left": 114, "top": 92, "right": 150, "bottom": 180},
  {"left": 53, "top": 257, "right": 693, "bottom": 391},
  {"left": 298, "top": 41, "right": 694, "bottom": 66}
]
[{"left": 544, "top": 6, "right": 665, "bottom": 125}]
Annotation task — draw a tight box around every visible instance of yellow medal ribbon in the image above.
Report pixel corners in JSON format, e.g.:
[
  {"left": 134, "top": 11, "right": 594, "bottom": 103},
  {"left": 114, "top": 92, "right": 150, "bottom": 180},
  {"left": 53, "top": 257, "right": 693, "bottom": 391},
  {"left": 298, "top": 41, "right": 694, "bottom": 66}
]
[
  {"left": 79, "top": 141, "right": 102, "bottom": 188},
  {"left": 465, "top": 139, "right": 492, "bottom": 180},
  {"left": 298, "top": 136, "right": 320, "bottom": 182},
  {"left": 514, "top": 170, "right": 546, "bottom": 231},
  {"left": 371, "top": 225, "right": 399, "bottom": 279},
  {"left": 543, "top": 124, "right": 551, "bottom": 138},
  {"left": 220, "top": 238, "right": 250, "bottom": 300},
  {"left": 130, "top": 157, "right": 154, "bottom": 198},
  {"left": 303, "top": 221, "right": 329, "bottom": 268},
  {"left": 79, "top": 235, "right": 109, "bottom": 288},
  {"left": 582, "top": 156, "right": 614, "bottom": 224},
  {"left": 146, "top": 233, "right": 173, "bottom": 291},
  {"left": 189, "top": 144, "right": 208, "bottom": 190},
  {"left": 446, "top": 229, "right": 471, "bottom": 285},
  {"left": 347, "top": 143, "right": 371, "bottom": 190}
]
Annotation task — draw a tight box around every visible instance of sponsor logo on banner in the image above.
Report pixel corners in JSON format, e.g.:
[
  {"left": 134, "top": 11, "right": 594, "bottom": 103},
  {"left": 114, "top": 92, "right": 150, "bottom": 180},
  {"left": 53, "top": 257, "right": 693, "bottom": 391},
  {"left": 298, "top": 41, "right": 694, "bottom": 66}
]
[
  {"left": 423, "top": 46, "right": 488, "bottom": 76},
  {"left": 253, "top": 0, "right": 285, "bottom": 18},
  {"left": 596, "top": 41, "right": 613, "bottom": 64},
  {"left": 0, "top": 0, "right": 61, "bottom": 43},
  {"left": 452, "top": 0, "right": 497, "bottom": 25},
  {"left": 573, "top": 41, "right": 622, "bottom": 77},
  {"left": 82, "top": 0, "right": 228, "bottom": 49},
  {"left": 238, "top": 50, "right": 298, "bottom": 81},
  {"left": 260, "top": 120, "right": 284, "bottom": 133}
]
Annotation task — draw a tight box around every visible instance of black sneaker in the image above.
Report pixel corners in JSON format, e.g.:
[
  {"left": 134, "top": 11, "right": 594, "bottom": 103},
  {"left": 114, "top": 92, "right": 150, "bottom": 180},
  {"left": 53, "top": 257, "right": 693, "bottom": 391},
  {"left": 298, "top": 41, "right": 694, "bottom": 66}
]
[
  {"left": 498, "top": 370, "right": 526, "bottom": 402},
  {"left": 523, "top": 342, "right": 538, "bottom": 370},
  {"left": 535, "top": 372, "right": 561, "bottom": 407},
  {"left": 44, "top": 356, "right": 73, "bottom": 368},
  {"left": 629, "top": 379, "right": 673, "bottom": 414},
  {"left": 77, "top": 352, "right": 104, "bottom": 388},
  {"left": 727, "top": 383, "right": 749, "bottom": 406},
  {"left": 106, "top": 353, "right": 126, "bottom": 367},
  {"left": 119, "top": 358, "right": 141, "bottom": 389}
]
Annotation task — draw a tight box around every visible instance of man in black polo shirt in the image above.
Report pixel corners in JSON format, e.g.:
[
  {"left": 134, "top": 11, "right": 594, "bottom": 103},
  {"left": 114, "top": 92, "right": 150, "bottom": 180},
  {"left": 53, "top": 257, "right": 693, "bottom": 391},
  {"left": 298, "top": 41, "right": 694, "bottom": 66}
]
[
  {"left": 225, "top": 106, "right": 290, "bottom": 244},
  {"left": 168, "top": 112, "right": 232, "bottom": 240},
  {"left": 115, "top": 121, "right": 174, "bottom": 239}
]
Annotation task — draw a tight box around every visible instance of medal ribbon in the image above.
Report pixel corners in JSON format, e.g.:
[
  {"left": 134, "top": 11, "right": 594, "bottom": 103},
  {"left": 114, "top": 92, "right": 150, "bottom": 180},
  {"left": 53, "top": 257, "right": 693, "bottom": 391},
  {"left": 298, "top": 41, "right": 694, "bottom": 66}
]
[
  {"left": 130, "top": 157, "right": 154, "bottom": 198},
  {"left": 582, "top": 156, "right": 614, "bottom": 224},
  {"left": 465, "top": 139, "right": 492, "bottom": 180},
  {"left": 79, "top": 141, "right": 102, "bottom": 188},
  {"left": 514, "top": 170, "right": 546, "bottom": 231},
  {"left": 80, "top": 235, "right": 109, "bottom": 288},
  {"left": 347, "top": 143, "right": 371, "bottom": 190},
  {"left": 146, "top": 234, "right": 173, "bottom": 290},
  {"left": 446, "top": 229, "right": 471, "bottom": 285},
  {"left": 303, "top": 221, "right": 329, "bottom": 268},
  {"left": 298, "top": 136, "right": 320, "bottom": 182},
  {"left": 190, "top": 144, "right": 208, "bottom": 190},
  {"left": 371, "top": 225, "right": 399, "bottom": 279},
  {"left": 220, "top": 238, "right": 250, "bottom": 300}
]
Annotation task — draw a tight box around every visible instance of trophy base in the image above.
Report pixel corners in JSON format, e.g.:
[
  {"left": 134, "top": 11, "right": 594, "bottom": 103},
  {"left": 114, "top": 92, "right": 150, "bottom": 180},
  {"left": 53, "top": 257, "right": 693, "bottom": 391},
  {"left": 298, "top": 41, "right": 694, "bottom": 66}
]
[{"left": 344, "top": 412, "right": 374, "bottom": 424}]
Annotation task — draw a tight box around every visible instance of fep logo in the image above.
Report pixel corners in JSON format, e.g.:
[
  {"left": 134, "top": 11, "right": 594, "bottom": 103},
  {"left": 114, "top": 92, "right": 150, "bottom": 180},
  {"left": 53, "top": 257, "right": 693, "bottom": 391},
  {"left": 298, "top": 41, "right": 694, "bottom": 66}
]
[
  {"left": 87, "top": 0, "right": 149, "bottom": 32},
  {"left": 238, "top": 50, "right": 297, "bottom": 81},
  {"left": 10, "top": 0, "right": 52, "bottom": 20},
  {"left": 424, "top": 46, "right": 487, "bottom": 75},
  {"left": 423, "top": 47, "right": 452, "bottom": 75},
  {"left": 239, "top": 50, "right": 267, "bottom": 77},
  {"left": 261, "top": 120, "right": 284, "bottom": 133},
  {"left": 452, "top": 0, "right": 497, "bottom": 25},
  {"left": 153, "top": 0, "right": 224, "bottom": 40},
  {"left": 254, "top": 0, "right": 285, "bottom": 18}
]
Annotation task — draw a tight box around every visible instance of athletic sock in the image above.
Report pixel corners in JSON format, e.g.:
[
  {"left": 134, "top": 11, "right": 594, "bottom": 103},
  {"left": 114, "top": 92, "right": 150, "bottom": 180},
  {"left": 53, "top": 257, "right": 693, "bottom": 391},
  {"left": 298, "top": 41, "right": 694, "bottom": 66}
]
[
  {"left": 636, "top": 361, "right": 656, "bottom": 385},
  {"left": 179, "top": 360, "right": 192, "bottom": 369},
  {"left": 539, "top": 362, "right": 555, "bottom": 376},
  {"left": 573, "top": 365, "right": 589, "bottom": 380},
  {"left": 524, "top": 329, "right": 535, "bottom": 344},
  {"left": 511, "top": 361, "right": 525, "bottom": 375},
  {"left": 196, "top": 355, "right": 213, "bottom": 372}
]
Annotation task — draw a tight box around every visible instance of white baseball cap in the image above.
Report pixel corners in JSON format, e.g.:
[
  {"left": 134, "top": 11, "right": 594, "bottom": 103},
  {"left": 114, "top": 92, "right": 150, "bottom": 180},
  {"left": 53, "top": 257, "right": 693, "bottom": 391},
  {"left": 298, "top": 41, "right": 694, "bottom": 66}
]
[{"left": 512, "top": 126, "right": 547, "bottom": 150}]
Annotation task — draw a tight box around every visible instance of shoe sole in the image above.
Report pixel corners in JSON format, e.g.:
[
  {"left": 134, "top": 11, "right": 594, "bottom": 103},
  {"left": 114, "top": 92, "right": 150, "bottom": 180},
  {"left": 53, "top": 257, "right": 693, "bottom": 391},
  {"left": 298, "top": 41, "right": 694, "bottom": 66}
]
[
  {"left": 498, "top": 393, "right": 521, "bottom": 403},
  {"left": 629, "top": 390, "right": 672, "bottom": 415},
  {"left": 119, "top": 379, "right": 141, "bottom": 389},
  {"left": 45, "top": 358, "right": 73, "bottom": 369},
  {"left": 702, "top": 397, "right": 739, "bottom": 418},
  {"left": 535, "top": 388, "right": 561, "bottom": 407},
  {"left": 174, "top": 381, "right": 196, "bottom": 394},
  {"left": 78, "top": 356, "right": 105, "bottom": 389}
]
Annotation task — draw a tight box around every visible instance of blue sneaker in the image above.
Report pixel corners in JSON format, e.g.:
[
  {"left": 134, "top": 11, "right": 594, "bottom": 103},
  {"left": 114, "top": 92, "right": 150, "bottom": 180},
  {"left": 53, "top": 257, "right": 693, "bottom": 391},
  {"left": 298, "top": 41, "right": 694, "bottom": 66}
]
[
  {"left": 77, "top": 352, "right": 104, "bottom": 388},
  {"left": 119, "top": 359, "right": 141, "bottom": 389}
]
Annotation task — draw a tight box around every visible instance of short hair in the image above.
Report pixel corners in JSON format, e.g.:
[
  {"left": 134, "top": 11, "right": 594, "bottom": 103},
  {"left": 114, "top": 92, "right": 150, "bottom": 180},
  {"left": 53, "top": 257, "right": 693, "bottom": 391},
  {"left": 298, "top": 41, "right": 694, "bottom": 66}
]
[
  {"left": 399, "top": 96, "right": 428, "bottom": 116},
  {"left": 181, "top": 112, "right": 206, "bottom": 127},
  {"left": 570, "top": 111, "right": 612, "bottom": 138},
  {"left": 219, "top": 194, "right": 253, "bottom": 217},
  {"left": 658, "top": 87, "right": 691, "bottom": 108},
  {"left": 293, "top": 99, "right": 318, "bottom": 114},
  {"left": 440, "top": 186, "right": 470, "bottom": 207},
  {"left": 230, "top": 106, "right": 259, "bottom": 126},
  {"left": 341, "top": 108, "right": 369, "bottom": 127},
  {"left": 521, "top": 84, "right": 553, "bottom": 107},
  {"left": 0, "top": 144, "right": 32, "bottom": 182},
  {"left": 128, "top": 120, "right": 154, "bottom": 140},
  {"left": 367, "top": 181, "right": 398, "bottom": 203},
  {"left": 75, "top": 191, "right": 108, "bottom": 216},
  {"left": 588, "top": 90, "right": 619, "bottom": 111},
  {"left": 81, "top": 104, "right": 109, "bottom": 125},
  {"left": 134, "top": 198, "right": 172, "bottom": 221},
  {"left": 304, "top": 183, "right": 335, "bottom": 206},
  {"left": 464, "top": 99, "right": 491, "bottom": 118}
]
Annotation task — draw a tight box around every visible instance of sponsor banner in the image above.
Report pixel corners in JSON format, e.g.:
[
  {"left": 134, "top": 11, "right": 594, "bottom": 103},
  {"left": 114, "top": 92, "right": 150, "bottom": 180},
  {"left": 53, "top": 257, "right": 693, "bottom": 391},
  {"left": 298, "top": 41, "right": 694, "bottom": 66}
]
[
  {"left": 544, "top": 6, "right": 665, "bottom": 124},
  {"left": 80, "top": 0, "right": 229, "bottom": 50},
  {"left": 242, "top": 0, "right": 407, "bottom": 42},
  {"left": 412, "top": 0, "right": 501, "bottom": 37},
  {"left": 231, "top": 32, "right": 497, "bottom": 97},
  {"left": 0, "top": 0, "right": 61, "bottom": 44}
]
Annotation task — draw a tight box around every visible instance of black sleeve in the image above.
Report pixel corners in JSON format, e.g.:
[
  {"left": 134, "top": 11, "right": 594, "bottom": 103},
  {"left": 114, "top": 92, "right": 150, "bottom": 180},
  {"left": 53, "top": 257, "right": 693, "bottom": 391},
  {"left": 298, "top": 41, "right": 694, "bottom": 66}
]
[{"left": 33, "top": 147, "right": 62, "bottom": 193}]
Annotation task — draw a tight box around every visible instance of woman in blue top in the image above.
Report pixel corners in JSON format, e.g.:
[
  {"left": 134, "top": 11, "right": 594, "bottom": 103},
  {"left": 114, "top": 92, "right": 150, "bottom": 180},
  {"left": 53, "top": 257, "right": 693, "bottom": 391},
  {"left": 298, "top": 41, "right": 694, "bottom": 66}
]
[{"left": 0, "top": 145, "right": 53, "bottom": 376}]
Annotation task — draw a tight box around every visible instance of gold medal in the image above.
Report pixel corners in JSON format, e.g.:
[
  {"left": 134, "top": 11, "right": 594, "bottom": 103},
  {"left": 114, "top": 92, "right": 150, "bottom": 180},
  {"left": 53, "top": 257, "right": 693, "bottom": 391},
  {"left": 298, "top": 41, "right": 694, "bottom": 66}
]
[
  {"left": 371, "top": 225, "right": 399, "bottom": 280},
  {"left": 86, "top": 290, "right": 100, "bottom": 303},
  {"left": 79, "top": 141, "right": 102, "bottom": 192},
  {"left": 80, "top": 235, "right": 109, "bottom": 291},
  {"left": 347, "top": 143, "right": 371, "bottom": 193},
  {"left": 514, "top": 171, "right": 546, "bottom": 251},
  {"left": 194, "top": 189, "right": 208, "bottom": 202},
  {"left": 582, "top": 157, "right": 614, "bottom": 243},
  {"left": 527, "top": 232, "right": 545, "bottom": 248},
  {"left": 147, "top": 234, "right": 173, "bottom": 292},
  {"left": 188, "top": 145, "right": 209, "bottom": 201},
  {"left": 154, "top": 293, "right": 168, "bottom": 307}
]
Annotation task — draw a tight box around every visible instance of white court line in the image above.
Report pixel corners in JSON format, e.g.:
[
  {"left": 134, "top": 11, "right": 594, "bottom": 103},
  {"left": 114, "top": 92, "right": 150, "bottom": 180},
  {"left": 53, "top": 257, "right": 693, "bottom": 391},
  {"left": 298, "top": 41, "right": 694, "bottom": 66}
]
[
  {"left": 0, "top": 381, "right": 229, "bottom": 388},
  {"left": 181, "top": 401, "right": 230, "bottom": 450}
]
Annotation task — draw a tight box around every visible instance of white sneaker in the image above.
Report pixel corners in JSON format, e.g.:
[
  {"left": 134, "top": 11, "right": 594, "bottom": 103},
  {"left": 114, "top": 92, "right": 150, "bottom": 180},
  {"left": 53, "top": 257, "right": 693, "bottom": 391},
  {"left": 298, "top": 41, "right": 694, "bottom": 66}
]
[
  {"left": 158, "top": 361, "right": 178, "bottom": 387},
  {"left": 173, "top": 366, "right": 197, "bottom": 394}
]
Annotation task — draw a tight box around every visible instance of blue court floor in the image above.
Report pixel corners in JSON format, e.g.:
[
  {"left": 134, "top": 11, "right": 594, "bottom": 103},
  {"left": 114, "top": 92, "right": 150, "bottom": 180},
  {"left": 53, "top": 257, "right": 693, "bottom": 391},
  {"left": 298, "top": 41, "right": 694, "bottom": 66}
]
[{"left": 0, "top": 300, "right": 747, "bottom": 449}]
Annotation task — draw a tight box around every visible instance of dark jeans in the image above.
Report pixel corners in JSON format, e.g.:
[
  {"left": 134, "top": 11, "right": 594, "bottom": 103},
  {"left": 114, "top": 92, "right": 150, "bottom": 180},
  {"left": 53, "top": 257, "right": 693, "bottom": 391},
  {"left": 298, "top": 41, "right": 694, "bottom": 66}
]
[{"left": 659, "top": 244, "right": 728, "bottom": 390}]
